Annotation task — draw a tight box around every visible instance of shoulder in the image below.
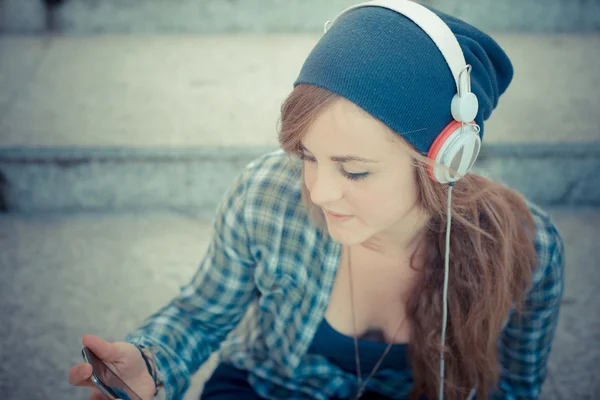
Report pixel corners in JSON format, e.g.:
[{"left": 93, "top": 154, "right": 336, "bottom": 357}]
[
  {"left": 241, "top": 149, "right": 303, "bottom": 202},
  {"left": 234, "top": 149, "right": 304, "bottom": 216},
  {"left": 524, "top": 200, "right": 565, "bottom": 297},
  {"left": 234, "top": 150, "right": 320, "bottom": 284},
  {"left": 231, "top": 149, "right": 312, "bottom": 239}
]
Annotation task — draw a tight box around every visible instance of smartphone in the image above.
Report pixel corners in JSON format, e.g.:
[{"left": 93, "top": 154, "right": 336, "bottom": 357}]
[{"left": 81, "top": 347, "right": 143, "bottom": 400}]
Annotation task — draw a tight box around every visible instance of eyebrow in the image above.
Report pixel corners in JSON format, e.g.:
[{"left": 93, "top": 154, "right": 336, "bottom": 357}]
[{"left": 298, "top": 142, "right": 379, "bottom": 164}]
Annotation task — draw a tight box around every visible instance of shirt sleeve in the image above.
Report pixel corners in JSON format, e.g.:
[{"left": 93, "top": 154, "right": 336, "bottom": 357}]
[
  {"left": 124, "top": 166, "right": 259, "bottom": 400},
  {"left": 492, "top": 224, "right": 565, "bottom": 399}
]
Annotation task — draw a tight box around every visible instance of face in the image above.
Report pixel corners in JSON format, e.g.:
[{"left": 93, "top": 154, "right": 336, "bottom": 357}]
[{"left": 300, "top": 97, "right": 429, "bottom": 258}]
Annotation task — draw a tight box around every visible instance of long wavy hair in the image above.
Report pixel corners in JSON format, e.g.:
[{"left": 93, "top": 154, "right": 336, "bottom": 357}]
[{"left": 277, "top": 84, "right": 538, "bottom": 400}]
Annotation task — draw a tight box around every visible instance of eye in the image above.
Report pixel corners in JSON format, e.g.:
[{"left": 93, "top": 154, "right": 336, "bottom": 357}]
[
  {"left": 298, "top": 151, "right": 316, "bottom": 164},
  {"left": 298, "top": 152, "right": 369, "bottom": 182},
  {"left": 344, "top": 171, "right": 369, "bottom": 181}
]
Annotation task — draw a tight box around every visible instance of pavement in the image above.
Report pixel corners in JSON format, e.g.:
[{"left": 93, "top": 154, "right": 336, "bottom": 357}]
[{"left": 0, "top": 207, "right": 599, "bottom": 400}]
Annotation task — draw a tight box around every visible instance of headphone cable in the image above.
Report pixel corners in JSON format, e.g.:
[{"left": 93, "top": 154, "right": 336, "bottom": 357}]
[{"left": 439, "top": 181, "right": 454, "bottom": 400}]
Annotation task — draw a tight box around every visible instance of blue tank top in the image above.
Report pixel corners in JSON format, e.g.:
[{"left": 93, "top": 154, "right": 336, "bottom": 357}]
[{"left": 307, "top": 317, "right": 409, "bottom": 375}]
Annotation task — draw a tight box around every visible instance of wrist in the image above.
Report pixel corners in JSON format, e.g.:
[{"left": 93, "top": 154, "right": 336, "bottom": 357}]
[{"left": 135, "top": 344, "right": 164, "bottom": 397}]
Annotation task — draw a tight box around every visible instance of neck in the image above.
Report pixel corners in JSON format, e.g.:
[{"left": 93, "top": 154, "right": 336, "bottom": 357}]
[{"left": 360, "top": 205, "right": 430, "bottom": 261}]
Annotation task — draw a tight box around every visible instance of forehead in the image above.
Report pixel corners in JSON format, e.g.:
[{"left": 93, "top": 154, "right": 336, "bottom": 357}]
[{"left": 302, "top": 97, "right": 408, "bottom": 156}]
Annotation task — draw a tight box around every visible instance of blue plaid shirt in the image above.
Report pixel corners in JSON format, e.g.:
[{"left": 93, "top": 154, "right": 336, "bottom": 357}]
[{"left": 125, "top": 149, "right": 565, "bottom": 400}]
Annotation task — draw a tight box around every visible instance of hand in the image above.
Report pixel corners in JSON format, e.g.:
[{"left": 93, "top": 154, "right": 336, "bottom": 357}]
[{"left": 68, "top": 334, "right": 157, "bottom": 400}]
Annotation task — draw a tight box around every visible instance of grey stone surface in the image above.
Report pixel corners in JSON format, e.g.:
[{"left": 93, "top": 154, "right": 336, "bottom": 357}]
[
  {"left": 0, "top": 34, "right": 313, "bottom": 149},
  {"left": 0, "top": 146, "right": 260, "bottom": 214},
  {"left": 0, "top": 34, "right": 598, "bottom": 149},
  {"left": 0, "top": 207, "right": 598, "bottom": 400},
  {"left": 474, "top": 144, "right": 600, "bottom": 206},
  {"left": 0, "top": 36, "right": 50, "bottom": 125},
  {"left": 49, "top": 0, "right": 600, "bottom": 34},
  {"left": 0, "top": 211, "right": 219, "bottom": 400},
  {"left": 0, "top": 0, "right": 46, "bottom": 34}
]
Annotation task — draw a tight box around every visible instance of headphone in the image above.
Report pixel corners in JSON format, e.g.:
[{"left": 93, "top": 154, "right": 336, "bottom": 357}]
[{"left": 324, "top": 0, "right": 481, "bottom": 185}]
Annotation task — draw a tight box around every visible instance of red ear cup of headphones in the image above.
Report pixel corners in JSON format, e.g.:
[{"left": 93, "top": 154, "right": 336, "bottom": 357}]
[
  {"left": 427, "top": 120, "right": 462, "bottom": 182},
  {"left": 426, "top": 120, "right": 481, "bottom": 184}
]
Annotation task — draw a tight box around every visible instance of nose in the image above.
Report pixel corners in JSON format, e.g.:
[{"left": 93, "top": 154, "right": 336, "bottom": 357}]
[{"left": 305, "top": 167, "right": 343, "bottom": 206}]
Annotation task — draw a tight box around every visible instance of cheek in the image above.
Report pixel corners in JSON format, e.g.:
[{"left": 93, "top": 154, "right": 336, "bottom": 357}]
[
  {"left": 303, "top": 165, "right": 318, "bottom": 189},
  {"left": 364, "top": 174, "right": 418, "bottom": 218}
]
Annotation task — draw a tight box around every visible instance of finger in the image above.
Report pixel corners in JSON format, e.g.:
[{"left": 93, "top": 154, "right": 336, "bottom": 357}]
[
  {"left": 82, "top": 334, "right": 121, "bottom": 362},
  {"left": 68, "top": 363, "right": 94, "bottom": 387}
]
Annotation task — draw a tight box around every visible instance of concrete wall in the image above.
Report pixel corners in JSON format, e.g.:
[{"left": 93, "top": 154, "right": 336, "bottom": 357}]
[{"left": 2, "top": 0, "right": 600, "bottom": 34}]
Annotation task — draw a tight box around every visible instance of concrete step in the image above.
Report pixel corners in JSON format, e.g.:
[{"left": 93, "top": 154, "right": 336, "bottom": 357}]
[
  {"left": 0, "top": 207, "right": 599, "bottom": 399},
  {"left": 2, "top": 0, "right": 600, "bottom": 34},
  {"left": 0, "top": 34, "right": 599, "bottom": 214}
]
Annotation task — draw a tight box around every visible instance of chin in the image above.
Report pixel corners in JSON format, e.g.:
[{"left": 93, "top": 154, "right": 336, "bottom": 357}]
[{"left": 328, "top": 226, "right": 374, "bottom": 247}]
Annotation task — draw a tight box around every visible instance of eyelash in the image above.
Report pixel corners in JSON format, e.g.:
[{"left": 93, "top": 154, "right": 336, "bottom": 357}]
[{"left": 298, "top": 152, "right": 369, "bottom": 182}]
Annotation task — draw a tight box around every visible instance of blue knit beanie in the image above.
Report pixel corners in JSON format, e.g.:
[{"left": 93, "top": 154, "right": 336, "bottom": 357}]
[{"left": 294, "top": 4, "right": 514, "bottom": 154}]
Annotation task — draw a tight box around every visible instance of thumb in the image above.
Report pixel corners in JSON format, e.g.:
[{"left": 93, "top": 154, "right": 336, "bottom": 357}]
[{"left": 82, "top": 334, "right": 122, "bottom": 362}]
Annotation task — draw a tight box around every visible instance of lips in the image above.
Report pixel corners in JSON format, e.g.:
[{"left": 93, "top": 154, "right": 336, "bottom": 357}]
[
  {"left": 325, "top": 209, "right": 353, "bottom": 220},
  {"left": 325, "top": 209, "right": 349, "bottom": 217},
  {"left": 330, "top": 212, "right": 349, "bottom": 217}
]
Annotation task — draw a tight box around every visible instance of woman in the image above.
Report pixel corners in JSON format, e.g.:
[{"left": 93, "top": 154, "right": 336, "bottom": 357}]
[{"left": 67, "top": 1, "right": 564, "bottom": 400}]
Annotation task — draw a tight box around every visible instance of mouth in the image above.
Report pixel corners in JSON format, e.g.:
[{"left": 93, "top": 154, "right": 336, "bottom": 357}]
[
  {"left": 325, "top": 209, "right": 353, "bottom": 220},
  {"left": 327, "top": 210, "right": 349, "bottom": 217}
]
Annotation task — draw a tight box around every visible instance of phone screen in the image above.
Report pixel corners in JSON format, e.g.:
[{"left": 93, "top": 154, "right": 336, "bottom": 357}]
[{"left": 82, "top": 347, "right": 143, "bottom": 400}]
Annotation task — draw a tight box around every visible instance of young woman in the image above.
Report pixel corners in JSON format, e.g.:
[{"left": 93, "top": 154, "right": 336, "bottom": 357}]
[{"left": 68, "top": 1, "right": 564, "bottom": 400}]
